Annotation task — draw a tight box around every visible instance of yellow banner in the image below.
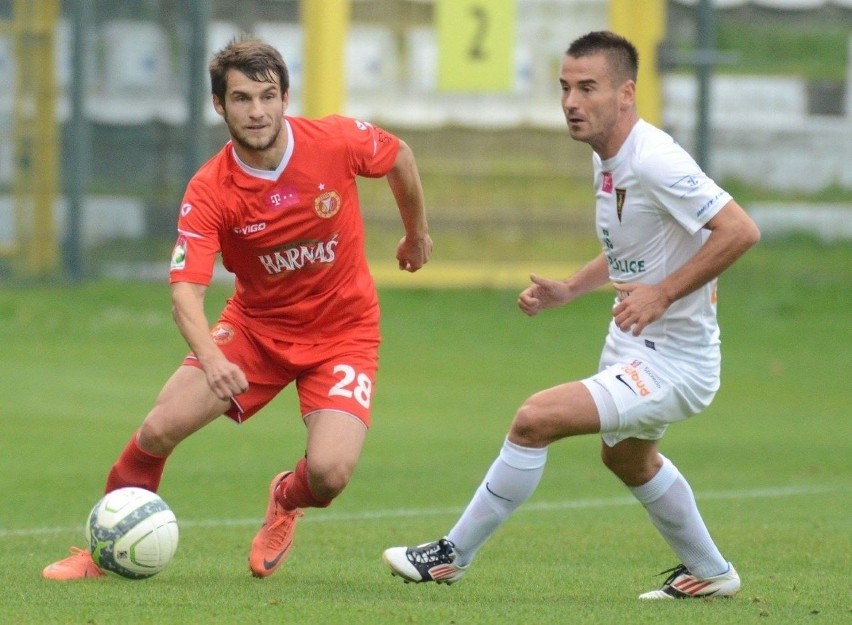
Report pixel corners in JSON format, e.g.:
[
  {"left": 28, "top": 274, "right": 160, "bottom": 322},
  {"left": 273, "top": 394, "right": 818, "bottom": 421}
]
[
  {"left": 436, "top": 0, "right": 516, "bottom": 92},
  {"left": 609, "top": 0, "right": 665, "bottom": 125}
]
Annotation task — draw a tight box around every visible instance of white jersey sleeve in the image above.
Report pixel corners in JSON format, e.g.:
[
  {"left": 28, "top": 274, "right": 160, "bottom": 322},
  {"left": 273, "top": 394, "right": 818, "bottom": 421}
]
[{"left": 635, "top": 139, "right": 731, "bottom": 235}]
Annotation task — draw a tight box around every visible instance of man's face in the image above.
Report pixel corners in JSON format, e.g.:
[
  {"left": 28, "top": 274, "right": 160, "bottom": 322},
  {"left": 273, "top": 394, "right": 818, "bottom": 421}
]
[
  {"left": 213, "top": 68, "right": 288, "bottom": 154},
  {"left": 559, "top": 53, "right": 626, "bottom": 152}
]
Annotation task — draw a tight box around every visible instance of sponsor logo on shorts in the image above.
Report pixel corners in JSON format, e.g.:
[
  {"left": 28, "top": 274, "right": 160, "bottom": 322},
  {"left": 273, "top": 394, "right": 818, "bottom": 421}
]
[
  {"left": 614, "top": 374, "right": 636, "bottom": 395},
  {"left": 615, "top": 360, "right": 663, "bottom": 397},
  {"left": 210, "top": 323, "right": 235, "bottom": 345}
]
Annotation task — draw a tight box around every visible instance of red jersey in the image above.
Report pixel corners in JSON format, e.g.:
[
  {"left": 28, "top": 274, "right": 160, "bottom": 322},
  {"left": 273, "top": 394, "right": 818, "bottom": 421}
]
[{"left": 169, "top": 115, "right": 400, "bottom": 343}]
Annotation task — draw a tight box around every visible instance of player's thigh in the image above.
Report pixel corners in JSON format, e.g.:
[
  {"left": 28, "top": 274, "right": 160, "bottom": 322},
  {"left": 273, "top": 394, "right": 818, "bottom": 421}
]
[
  {"left": 140, "top": 365, "right": 231, "bottom": 453},
  {"left": 509, "top": 381, "right": 601, "bottom": 446}
]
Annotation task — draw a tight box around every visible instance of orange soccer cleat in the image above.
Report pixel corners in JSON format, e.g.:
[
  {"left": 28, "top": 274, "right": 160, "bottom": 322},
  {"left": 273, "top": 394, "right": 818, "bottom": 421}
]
[
  {"left": 42, "top": 547, "right": 106, "bottom": 580},
  {"left": 248, "top": 471, "right": 303, "bottom": 578}
]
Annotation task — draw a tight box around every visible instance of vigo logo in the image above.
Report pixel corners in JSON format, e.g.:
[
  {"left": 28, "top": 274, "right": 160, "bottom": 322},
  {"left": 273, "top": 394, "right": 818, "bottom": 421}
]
[
  {"left": 258, "top": 234, "right": 339, "bottom": 274},
  {"left": 234, "top": 222, "right": 267, "bottom": 235}
]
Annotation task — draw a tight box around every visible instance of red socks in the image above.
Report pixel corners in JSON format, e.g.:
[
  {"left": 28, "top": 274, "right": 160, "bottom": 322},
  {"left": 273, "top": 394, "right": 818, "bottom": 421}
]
[
  {"left": 103, "top": 433, "right": 332, "bottom": 513},
  {"left": 104, "top": 432, "right": 169, "bottom": 493},
  {"left": 277, "top": 457, "right": 332, "bottom": 510}
]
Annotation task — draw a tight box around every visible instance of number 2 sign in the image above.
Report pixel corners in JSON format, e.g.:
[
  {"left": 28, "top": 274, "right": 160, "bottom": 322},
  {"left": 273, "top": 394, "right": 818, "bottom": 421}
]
[{"left": 436, "top": 0, "right": 516, "bottom": 92}]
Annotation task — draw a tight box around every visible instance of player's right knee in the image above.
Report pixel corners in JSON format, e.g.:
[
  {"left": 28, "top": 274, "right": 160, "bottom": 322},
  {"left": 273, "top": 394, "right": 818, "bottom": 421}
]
[{"left": 137, "top": 418, "right": 181, "bottom": 456}]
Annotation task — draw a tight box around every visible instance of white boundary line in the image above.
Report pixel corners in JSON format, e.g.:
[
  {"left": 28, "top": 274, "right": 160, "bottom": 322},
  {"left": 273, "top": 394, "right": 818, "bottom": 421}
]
[{"left": 2, "top": 484, "right": 845, "bottom": 539}]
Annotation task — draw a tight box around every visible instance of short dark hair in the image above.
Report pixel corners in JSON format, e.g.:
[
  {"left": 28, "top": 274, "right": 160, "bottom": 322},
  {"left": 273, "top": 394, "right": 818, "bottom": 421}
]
[
  {"left": 209, "top": 38, "right": 289, "bottom": 102},
  {"left": 566, "top": 31, "right": 639, "bottom": 85}
]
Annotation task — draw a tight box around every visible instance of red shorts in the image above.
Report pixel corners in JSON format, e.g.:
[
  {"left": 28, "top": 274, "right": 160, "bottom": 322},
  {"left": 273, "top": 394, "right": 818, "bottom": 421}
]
[{"left": 183, "top": 319, "right": 380, "bottom": 427}]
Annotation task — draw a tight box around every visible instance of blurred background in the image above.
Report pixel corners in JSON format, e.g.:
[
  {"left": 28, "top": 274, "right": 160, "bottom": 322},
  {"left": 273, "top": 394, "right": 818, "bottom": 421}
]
[{"left": 0, "top": 0, "right": 850, "bottom": 283}]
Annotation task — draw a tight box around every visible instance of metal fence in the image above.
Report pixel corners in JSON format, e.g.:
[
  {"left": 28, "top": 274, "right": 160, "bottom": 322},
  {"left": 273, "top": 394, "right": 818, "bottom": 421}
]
[{"left": 1, "top": 0, "right": 849, "bottom": 280}]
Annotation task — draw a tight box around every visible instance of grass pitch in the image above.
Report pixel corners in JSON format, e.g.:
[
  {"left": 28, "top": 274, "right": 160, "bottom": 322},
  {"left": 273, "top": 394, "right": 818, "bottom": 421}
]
[{"left": 0, "top": 239, "right": 849, "bottom": 624}]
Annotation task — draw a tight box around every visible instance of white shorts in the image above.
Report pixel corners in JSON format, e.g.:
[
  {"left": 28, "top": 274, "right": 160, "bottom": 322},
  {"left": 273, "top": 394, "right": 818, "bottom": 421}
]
[{"left": 581, "top": 335, "right": 720, "bottom": 447}]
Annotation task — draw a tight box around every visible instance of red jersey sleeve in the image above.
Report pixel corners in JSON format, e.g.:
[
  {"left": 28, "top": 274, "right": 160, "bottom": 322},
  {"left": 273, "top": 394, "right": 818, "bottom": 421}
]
[
  {"left": 169, "top": 174, "right": 225, "bottom": 286},
  {"left": 333, "top": 116, "right": 400, "bottom": 179}
]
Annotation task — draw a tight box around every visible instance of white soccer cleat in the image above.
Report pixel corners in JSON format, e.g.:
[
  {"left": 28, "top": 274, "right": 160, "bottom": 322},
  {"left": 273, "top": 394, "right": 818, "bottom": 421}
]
[
  {"left": 383, "top": 538, "right": 468, "bottom": 584},
  {"left": 639, "top": 563, "right": 741, "bottom": 599}
]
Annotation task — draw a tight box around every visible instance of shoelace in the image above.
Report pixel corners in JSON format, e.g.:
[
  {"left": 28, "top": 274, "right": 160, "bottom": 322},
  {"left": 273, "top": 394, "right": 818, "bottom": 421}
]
[
  {"left": 656, "top": 564, "right": 690, "bottom": 586},
  {"left": 47, "top": 547, "right": 92, "bottom": 571},
  {"left": 59, "top": 547, "right": 90, "bottom": 563},
  {"left": 265, "top": 508, "right": 302, "bottom": 550},
  {"left": 409, "top": 540, "right": 452, "bottom": 565}
]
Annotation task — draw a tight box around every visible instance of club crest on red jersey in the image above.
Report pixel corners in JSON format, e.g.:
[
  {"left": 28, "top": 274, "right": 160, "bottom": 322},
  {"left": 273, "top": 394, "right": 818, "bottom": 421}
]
[
  {"left": 210, "top": 323, "right": 235, "bottom": 345},
  {"left": 314, "top": 190, "right": 341, "bottom": 218}
]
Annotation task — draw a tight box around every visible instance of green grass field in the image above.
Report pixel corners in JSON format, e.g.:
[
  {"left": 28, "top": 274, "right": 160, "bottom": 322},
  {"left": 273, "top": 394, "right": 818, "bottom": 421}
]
[{"left": 0, "top": 238, "right": 849, "bottom": 624}]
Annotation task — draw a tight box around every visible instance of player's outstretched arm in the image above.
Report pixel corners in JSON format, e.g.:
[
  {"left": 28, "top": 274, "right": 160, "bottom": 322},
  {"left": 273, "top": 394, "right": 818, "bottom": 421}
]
[
  {"left": 171, "top": 282, "right": 248, "bottom": 400},
  {"left": 518, "top": 253, "right": 610, "bottom": 316},
  {"left": 386, "top": 140, "right": 432, "bottom": 272}
]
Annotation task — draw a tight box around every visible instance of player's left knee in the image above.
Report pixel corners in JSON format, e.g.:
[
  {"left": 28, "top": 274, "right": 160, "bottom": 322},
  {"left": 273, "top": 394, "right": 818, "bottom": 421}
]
[{"left": 308, "top": 462, "right": 352, "bottom": 500}]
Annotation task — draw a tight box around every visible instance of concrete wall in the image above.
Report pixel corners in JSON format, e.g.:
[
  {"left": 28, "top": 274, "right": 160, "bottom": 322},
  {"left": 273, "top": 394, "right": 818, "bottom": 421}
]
[{"left": 663, "top": 73, "right": 851, "bottom": 190}]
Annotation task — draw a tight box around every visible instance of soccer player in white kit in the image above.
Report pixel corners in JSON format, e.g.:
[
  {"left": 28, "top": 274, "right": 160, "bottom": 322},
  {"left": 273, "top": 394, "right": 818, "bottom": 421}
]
[{"left": 383, "top": 31, "right": 761, "bottom": 599}]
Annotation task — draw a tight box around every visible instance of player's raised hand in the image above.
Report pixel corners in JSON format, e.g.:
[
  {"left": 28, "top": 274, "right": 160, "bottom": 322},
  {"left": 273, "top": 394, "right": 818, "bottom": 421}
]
[{"left": 518, "top": 273, "right": 571, "bottom": 317}]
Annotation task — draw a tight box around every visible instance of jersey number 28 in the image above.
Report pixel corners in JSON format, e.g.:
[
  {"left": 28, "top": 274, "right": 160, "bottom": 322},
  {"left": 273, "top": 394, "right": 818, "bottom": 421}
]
[{"left": 328, "top": 364, "right": 372, "bottom": 409}]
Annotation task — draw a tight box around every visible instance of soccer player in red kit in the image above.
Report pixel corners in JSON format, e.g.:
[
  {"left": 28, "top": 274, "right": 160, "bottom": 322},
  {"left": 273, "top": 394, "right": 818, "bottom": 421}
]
[{"left": 43, "top": 38, "right": 432, "bottom": 580}]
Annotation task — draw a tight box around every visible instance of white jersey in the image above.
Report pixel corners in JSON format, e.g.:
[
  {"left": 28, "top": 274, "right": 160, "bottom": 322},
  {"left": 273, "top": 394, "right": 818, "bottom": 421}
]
[{"left": 593, "top": 119, "right": 732, "bottom": 363}]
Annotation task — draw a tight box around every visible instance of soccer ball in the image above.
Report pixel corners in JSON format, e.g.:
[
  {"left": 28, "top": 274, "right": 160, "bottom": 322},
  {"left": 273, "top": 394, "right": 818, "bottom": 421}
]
[{"left": 87, "top": 487, "right": 179, "bottom": 579}]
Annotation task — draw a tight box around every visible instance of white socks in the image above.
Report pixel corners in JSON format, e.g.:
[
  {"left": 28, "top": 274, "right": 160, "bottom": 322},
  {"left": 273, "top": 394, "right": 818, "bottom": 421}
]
[
  {"left": 629, "top": 455, "right": 728, "bottom": 579},
  {"left": 447, "top": 439, "right": 547, "bottom": 567},
  {"left": 444, "top": 442, "right": 727, "bottom": 579}
]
